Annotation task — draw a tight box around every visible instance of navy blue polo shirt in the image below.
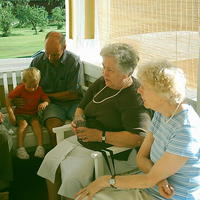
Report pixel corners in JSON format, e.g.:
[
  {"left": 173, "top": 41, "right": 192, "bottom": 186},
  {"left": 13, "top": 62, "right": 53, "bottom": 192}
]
[{"left": 30, "top": 50, "right": 82, "bottom": 105}]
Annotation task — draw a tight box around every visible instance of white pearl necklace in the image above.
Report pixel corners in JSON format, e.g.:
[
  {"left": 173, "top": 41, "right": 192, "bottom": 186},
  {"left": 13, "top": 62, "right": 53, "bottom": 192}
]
[
  {"left": 92, "top": 86, "right": 124, "bottom": 104},
  {"left": 165, "top": 103, "right": 181, "bottom": 123}
]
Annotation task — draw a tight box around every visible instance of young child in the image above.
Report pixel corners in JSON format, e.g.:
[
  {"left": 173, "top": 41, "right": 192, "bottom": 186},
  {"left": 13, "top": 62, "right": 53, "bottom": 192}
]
[{"left": 6, "top": 67, "right": 50, "bottom": 159}]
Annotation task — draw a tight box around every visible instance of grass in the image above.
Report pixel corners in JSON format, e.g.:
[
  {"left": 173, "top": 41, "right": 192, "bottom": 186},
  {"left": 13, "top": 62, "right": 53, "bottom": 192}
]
[{"left": 0, "top": 26, "right": 65, "bottom": 59}]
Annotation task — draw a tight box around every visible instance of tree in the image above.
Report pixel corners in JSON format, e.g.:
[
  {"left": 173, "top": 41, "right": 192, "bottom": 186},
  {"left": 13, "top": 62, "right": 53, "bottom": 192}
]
[
  {"left": 0, "top": 2, "right": 16, "bottom": 37},
  {"left": 52, "top": 7, "right": 65, "bottom": 29},
  {"left": 15, "top": 5, "right": 29, "bottom": 27},
  {"left": 13, "top": 0, "right": 30, "bottom": 5},
  {"left": 15, "top": 5, "right": 48, "bottom": 34},
  {"left": 13, "top": 0, "right": 30, "bottom": 27},
  {"left": 28, "top": 6, "right": 48, "bottom": 34},
  {"left": 47, "top": 0, "right": 65, "bottom": 8}
]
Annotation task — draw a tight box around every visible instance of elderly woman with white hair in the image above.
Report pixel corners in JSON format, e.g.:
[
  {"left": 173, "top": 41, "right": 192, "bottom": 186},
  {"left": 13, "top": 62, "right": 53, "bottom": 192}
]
[
  {"left": 76, "top": 60, "right": 200, "bottom": 200},
  {"left": 38, "top": 43, "right": 152, "bottom": 200}
]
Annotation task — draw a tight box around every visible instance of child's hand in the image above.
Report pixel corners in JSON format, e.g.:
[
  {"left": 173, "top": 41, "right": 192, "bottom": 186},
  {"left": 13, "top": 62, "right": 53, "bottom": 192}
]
[
  {"left": 38, "top": 102, "right": 48, "bottom": 111},
  {"left": 0, "top": 112, "right": 4, "bottom": 123}
]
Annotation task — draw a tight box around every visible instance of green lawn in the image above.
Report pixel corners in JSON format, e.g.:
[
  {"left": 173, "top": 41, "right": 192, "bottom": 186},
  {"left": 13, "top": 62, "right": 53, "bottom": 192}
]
[{"left": 0, "top": 26, "right": 65, "bottom": 59}]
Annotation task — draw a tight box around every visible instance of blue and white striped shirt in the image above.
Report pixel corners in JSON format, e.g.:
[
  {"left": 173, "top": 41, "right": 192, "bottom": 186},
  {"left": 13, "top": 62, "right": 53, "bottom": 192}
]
[{"left": 147, "top": 104, "right": 200, "bottom": 200}]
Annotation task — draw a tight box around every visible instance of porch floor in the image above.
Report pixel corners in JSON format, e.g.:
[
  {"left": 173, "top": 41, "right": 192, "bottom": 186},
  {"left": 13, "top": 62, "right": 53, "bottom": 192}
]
[{"left": 9, "top": 146, "right": 50, "bottom": 200}]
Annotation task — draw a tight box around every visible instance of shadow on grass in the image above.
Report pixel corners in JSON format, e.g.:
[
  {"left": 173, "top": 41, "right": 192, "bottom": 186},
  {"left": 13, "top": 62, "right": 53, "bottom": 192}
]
[
  {"left": 1, "top": 33, "right": 25, "bottom": 37},
  {"left": 48, "top": 23, "right": 57, "bottom": 26},
  {"left": 10, "top": 33, "right": 25, "bottom": 36},
  {"left": 16, "top": 56, "right": 32, "bottom": 58}
]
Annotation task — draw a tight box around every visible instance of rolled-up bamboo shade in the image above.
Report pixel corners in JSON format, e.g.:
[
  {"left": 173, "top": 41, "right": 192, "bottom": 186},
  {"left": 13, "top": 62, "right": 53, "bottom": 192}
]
[{"left": 96, "top": 0, "right": 199, "bottom": 89}]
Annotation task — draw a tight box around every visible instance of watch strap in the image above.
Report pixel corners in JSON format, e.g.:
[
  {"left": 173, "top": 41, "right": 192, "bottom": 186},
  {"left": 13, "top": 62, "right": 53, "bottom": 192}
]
[
  {"left": 109, "top": 175, "right": 116, "bottom": 188},
  {"left": 102, "top": 130, "right": 106, "bottom": 142}
]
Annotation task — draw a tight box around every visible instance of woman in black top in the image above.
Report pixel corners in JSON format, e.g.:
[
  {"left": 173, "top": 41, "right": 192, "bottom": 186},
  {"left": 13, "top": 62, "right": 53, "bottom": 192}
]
[{"left": 38, "top": 43, "right": 152, "bottom": 200}]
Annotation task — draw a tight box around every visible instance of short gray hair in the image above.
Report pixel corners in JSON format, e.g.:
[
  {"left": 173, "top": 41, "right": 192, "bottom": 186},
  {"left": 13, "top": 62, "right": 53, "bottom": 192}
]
[
  {"left": 137, "top": 60, "right": 186, "bottom": 104},
  {"left": 100, "top": 43, "right": 139, "bottom": 75}
]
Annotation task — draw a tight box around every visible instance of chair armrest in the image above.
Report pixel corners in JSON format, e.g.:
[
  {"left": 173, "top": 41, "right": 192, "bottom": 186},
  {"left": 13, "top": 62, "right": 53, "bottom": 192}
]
[
  {"left": 91, "top": 146, "right": 131, "bottom": 178},
  {"left": 81, "top": 85, "right": 88, "bottom": 91},
  {"left": 52, "top": 85, "right": 88, "bottom": 144},
  {"left": 91, "top": 151, "right": 105, "bottom": 178},
  {"left": 52, "top": 124, "right": 71, "bottom": 144}
]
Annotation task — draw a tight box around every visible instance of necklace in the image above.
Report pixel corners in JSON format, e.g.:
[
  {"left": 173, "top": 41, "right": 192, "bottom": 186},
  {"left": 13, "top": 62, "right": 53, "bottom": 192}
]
[
  {"left": 165, "top": 103, "right": 181, "bottom": 124},
  {"left": 92, "top": 86, "right": 123, "bottom": 104}
]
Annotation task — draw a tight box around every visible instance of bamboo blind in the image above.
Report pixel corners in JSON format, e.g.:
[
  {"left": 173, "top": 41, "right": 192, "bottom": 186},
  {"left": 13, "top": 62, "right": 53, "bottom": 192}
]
[{"left": 96, "top": 0, "right": 199, "bottom": 89}]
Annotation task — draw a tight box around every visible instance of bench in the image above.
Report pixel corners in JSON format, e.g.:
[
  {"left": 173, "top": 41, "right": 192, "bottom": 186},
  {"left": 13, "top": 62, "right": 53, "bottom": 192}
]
[
  {"left": 0, "top": 60, "right": 102, "bottom": 149},
  {"left": 1, "top": 60, "right": 134, "bottom": 179}
]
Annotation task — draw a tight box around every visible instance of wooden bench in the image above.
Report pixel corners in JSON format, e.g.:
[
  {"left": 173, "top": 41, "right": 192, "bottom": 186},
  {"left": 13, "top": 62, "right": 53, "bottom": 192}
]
[{"left": 0, "top": 60, "right": 102, "bottom": 149}]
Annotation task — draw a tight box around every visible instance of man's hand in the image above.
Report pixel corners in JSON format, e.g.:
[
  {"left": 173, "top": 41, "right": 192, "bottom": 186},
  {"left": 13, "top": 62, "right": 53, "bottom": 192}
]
[{"left": 47, "top": 91, "right": 79, "bottom": 101}]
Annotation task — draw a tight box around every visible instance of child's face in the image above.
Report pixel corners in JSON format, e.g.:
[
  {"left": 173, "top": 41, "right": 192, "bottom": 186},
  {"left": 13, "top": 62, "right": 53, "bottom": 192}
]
[{"left": 24, "top": 81, "right": 39, "bottom": 92}]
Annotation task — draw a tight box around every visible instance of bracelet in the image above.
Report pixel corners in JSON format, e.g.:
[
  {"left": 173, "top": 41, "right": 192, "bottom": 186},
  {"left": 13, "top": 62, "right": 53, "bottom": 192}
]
[{"left": 102, "top": 130, "right": 106, "bottom": 142}]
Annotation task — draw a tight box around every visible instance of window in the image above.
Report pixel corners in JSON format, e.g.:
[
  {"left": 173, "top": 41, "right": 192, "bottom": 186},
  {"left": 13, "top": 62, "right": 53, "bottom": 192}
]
[
  {"left": 96, "top": 0, "right": 199, "bottom": 91},
  {"left": 65, "top": 0, "right": 199, "bottom": 110}
]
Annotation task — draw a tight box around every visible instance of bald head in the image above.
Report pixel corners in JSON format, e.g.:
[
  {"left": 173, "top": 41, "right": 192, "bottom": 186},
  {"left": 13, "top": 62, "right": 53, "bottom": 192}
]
[
  {"left": 45, "top": 31, "right": 66, "bottom": 47},
  {"left": 45, "top": 31, "right": 66, "bottom": 64}
]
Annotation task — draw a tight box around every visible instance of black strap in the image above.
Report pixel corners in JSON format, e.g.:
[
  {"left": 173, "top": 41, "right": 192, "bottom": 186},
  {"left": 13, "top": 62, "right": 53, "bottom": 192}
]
[
  {"left": 104, "top": 148, "right": 116, "bottom": 176},
  {"left": 99, "top": 148, "right": 116, "bottom": 176}
]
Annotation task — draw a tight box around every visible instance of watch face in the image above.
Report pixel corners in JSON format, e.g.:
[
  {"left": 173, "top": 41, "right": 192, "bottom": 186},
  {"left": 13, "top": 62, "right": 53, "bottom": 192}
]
[{"left": 109, "top": 178, "right": 116, "bottom": 185}]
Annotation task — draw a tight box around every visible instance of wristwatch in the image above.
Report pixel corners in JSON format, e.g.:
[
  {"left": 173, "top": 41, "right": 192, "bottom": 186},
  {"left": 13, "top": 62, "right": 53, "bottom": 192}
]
[
  {"left": 109, "top": 175, "right": 116, "bottom": 188},
  {"left": 102, "top": 130, "right": 106, "bottom": 142}
]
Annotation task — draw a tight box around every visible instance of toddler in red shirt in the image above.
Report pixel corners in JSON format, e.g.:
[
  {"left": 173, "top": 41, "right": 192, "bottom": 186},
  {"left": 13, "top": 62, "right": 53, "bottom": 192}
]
[{"left": 6, "top": 67, "right": 50, "bottom": 159}]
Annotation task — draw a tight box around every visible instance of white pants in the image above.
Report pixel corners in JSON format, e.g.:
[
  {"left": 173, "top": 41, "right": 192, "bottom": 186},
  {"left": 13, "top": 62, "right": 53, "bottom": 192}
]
[
  {"left": 38, "top": 135, "right": 137, "bottom": 198},
  {"left": 81, "top": 188, "right": 155, "bottom": 200}
]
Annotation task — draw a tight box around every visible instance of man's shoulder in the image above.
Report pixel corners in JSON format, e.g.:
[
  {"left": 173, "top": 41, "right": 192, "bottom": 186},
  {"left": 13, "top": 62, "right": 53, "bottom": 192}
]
[
  {"left": 65, "top": 50, "right": 80, "bottom": 59},
  {"left": 62, "top": 50, "right": 81, "bottom": 64},
  {"left": 31, "top": 53, "right": 45, "bottom": 66}
]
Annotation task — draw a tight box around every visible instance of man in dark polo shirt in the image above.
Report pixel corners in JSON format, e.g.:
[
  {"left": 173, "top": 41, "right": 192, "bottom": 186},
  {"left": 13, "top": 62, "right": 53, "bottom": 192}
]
[{"left": 30, "top": 31, "right": 82, "bottom": 146}]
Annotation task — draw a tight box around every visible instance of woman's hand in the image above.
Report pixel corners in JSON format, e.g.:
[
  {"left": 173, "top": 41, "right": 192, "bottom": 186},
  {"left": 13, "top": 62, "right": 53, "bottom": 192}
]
[
  {"left": 71, "top": 114, "right": 86, "bottom": 133},
  {"left": 76, "top": 127, "right": 102, "bottom": 142},
  {"left": 75, "top": 176, "right": 109, "bottom": 200},
  {"left": 157, "top": 179, "right": 174, "bottom": 199}
]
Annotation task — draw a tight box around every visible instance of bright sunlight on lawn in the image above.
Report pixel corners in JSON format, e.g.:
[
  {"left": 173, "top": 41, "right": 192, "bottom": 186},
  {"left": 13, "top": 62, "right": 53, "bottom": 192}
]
[{"left": 0, "top": 26, "right": 65, "bottom": 59}]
